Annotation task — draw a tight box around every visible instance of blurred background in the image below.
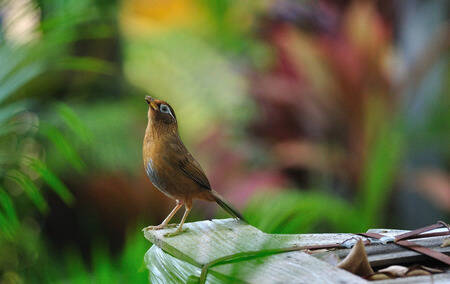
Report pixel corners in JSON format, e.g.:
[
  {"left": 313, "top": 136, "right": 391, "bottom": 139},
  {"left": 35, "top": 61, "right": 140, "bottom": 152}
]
[{"left": 0, "top": 0, "right": 448, "bottom": 282}]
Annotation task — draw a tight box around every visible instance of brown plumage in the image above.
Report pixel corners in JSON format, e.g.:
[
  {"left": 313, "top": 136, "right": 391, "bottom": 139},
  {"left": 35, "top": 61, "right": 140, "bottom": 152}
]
[{"left": 142, "top": 96, "right": 245, "bottom": 236}]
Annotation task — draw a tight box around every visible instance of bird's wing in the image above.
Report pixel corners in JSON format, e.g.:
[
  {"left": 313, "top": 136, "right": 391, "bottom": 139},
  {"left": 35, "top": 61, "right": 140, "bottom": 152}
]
[
  {"left": 178, "top": 153, "right": 211, "bottom": 190},
  {"left": 168, "top": 138, "right": 211, "bottom": 190}
]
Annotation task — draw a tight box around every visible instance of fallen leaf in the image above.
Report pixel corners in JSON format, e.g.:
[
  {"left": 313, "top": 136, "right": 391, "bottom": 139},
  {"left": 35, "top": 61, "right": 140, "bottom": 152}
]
[
  {"left": 421, "top": 266, "right": 443, "bottom": 274},
  {"left": 409, "top": 265, "right": 443, "bottom": 274},
  {"left": 441, "top": 238, "right": 450, "bottom": 248},
  {"left": 378, "top": 265, "right": 408, "bottom": 277},
  {"left": 368, "top": 264, "right": 443, "bottom": 280},
  {"left": 406, "top": 269, "right": 431, "bottom": 276},
  {"left": 337, "top": 239, "right": 374, "bottom": 277},
  {"left": 367, "top": 273, "right": 391, "bottom": 280}
]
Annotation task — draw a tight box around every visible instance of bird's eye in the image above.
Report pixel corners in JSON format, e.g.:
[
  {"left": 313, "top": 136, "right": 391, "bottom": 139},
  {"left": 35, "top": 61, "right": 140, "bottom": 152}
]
[{"left": 159, "top": 104, "right": 170, "bottom": 114}]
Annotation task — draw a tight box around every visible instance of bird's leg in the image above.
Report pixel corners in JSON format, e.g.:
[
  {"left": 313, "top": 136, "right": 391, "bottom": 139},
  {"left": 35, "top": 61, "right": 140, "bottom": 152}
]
[
  {"left": 164, "top": 201, "right": 192, "bottom": 237},
  {"left": 143, "top": 200, "right": 183, "bottom": 231}
]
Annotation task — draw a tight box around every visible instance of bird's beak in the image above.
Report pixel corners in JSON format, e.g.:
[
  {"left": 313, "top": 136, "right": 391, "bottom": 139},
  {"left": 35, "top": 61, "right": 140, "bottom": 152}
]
[{"left": 145, "top": 96, "right": 158, "bottom": 110}]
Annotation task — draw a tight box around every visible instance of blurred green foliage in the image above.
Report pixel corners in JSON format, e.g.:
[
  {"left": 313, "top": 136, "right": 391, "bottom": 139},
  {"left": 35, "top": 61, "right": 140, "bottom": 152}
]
[
  {"left": 0, "top": 0, "right": 448, "bottom": 283},
  {"left": 0, "top": 0, "right": 144, "bottom": 283},
  {"left": 38, "top": 231, "right": 148, "bottom": 283}
]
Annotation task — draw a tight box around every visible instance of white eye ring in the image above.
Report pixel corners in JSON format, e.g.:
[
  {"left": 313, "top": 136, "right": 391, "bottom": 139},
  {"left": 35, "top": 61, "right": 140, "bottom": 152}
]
[{"left": 160, "top": 104, "right": 170, "bottom": 114}]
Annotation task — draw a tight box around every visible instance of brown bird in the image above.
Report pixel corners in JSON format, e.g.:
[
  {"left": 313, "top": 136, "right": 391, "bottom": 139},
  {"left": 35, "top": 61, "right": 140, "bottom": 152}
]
[{"left": 142, "top": 96, "right": 245, "bottom": 236}]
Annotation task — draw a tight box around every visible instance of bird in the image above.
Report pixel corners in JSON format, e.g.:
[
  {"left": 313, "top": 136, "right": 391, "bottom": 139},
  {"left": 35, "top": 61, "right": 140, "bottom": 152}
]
[{"left": 142, "top": 95, "right": 246, "bottom": 237}]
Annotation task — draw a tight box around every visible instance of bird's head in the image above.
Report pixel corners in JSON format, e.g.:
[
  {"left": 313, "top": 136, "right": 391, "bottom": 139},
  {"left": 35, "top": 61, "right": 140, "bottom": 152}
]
[{"left": 145, "top": 96, "right": 177, "bottom": 129}]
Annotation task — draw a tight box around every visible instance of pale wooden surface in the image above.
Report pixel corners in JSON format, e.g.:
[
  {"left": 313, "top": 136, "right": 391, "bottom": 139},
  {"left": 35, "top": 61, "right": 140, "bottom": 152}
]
[{"left": 143, "top": 218, "right": 449, "bottom": 283}]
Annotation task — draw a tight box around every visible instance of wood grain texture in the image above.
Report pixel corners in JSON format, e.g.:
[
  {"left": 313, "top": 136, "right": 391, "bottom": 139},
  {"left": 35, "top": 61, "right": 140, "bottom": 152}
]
[{"left": 334, "top": 228, "right": 450, "bottom": 267}]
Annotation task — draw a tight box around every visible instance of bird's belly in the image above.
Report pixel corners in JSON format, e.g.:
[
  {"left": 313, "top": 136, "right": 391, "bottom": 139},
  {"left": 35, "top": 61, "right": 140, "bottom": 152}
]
[{"left": 145, "top": 159, "right": 169, "bottom": 194}]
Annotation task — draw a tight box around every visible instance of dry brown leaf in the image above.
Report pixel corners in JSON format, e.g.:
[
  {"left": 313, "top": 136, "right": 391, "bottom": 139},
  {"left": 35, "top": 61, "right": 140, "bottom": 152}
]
[
  {"left": 421, "top": 265, "right": 443, "bottom": 274},
  {"left": 441, "top": 237, "right": 450, "bottom": 248},
  {"left": 378, "top": 265, "right": 408, "bottom": 277},
  {"left": 406, "top": 269, "right": 431, "bottom": 277},
  {"left": 337, "top": 239, "right": 374, "bottom": 277},
  {"left": 368, "top": 264, "right": 443, "bottom": 280},
  {"left": 409, "top": 265, "right": 443, "bottom": 274},
  {"left": 367, "top": 273, "right": 391, "bottom": 280}
]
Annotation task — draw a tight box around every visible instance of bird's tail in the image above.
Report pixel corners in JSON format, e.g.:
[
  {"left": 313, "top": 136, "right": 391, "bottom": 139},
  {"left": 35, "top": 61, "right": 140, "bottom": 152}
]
[{"left": 211, "top": 190, "right": 247, "bottom": 222}]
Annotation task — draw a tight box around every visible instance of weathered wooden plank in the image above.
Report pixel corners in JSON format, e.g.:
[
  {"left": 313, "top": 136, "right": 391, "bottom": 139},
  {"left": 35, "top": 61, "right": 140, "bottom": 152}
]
[{"left": 332, "top": 228, "right": 450, "bottom": 267}]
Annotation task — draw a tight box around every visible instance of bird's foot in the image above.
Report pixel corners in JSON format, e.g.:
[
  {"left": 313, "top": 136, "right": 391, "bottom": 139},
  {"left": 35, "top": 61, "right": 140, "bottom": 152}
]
[
  {"left": 142, "top": 223, "right": 177, "bottom": 231},
  {"left": 163, "top": 227, "right": 189, "bottom": 238}
]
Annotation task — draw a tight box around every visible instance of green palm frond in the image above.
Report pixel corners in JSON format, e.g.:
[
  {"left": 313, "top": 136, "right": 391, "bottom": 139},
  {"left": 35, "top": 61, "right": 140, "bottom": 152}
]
[
  {"left": 0, "top": 0, "right": 110, "bottom": 234},
  {"left": 6, "top": 170, "right": 48, "bottom": 213},
  {"left": 26, "top": 157, "right": 75, "bottom": 205}
]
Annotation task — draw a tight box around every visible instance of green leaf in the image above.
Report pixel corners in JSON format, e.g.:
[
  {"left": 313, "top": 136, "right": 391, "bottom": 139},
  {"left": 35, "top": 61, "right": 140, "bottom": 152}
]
[
  {"left": 64, "top": 249, "right": 91, "bottom": 284},
  {"left": 360, "top": 126, "right": 403, "bottom": 225},
  {"left": 40, "top": 124, "right": 86, "bottom": 173},
  {"left": 0, "top": 101, "right": 27, "bottom": 125},
  {"left": 0, "top": 119, "right": 26, "bottom": 137},
  {"left": 56, "top": 103, "right": 92, "bottom": 144},
  {"left": 0, "top": 187, "right": 19, "bottom": 239},
  {"left": 6, "top": 170, "right": 48, "bottom": 213},
  {"left": 0, "top": 61, "right": 44, "bottom": 104},
  {"left": 55, "top": 56, "right": 115, "bottom": 75},
  {"left": 119, "top": 230, "right": 149, "bottom": 283},
  {"left": 0, "top": 45, "right": 30, "bottom": 82},
  {"left": 358, "top": 107, "right": 405, "bottom": 226},
  {"left": 187, "top": 275, "right": 201, "bottom": 284},
  {"left": 92, "top": 242, "right": 114, "bottom": 284},
  {"left": 27, "top": 158, "right": 75, "bottom": 205},
  {"left": 0, "top": 211, "right": 14, "bottom": 239},
  {"left": 245, "top": 190, "right": 355, "bottom": 234},
  {"left": 0, "top": 187, "right": 19, "bottom": 227}
]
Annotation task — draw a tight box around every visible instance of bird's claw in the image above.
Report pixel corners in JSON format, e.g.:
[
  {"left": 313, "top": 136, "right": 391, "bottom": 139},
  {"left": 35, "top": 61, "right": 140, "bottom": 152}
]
[
  {"left": 142, "top": 223, "right": 178, "bottom": 232},
  {"left": 142, "top": 225, "right": 163, "bottom": 231}
]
